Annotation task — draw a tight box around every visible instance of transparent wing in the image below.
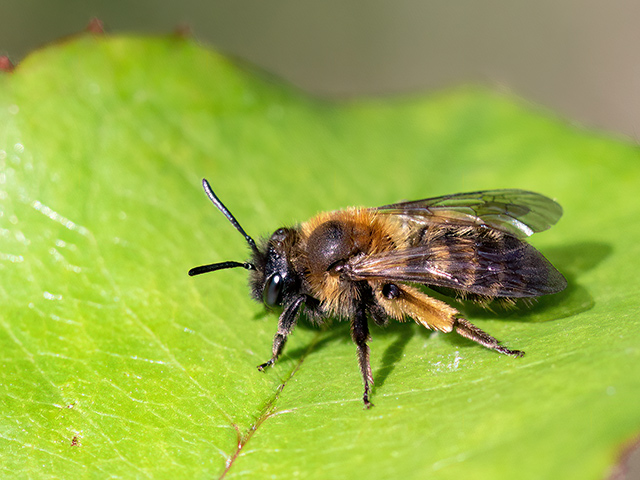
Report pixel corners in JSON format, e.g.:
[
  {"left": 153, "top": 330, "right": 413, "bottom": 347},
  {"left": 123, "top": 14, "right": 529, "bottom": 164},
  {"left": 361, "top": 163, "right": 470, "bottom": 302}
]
[
  {"left": 348, "top": 233, "right": 567, "bottom": 298},
  {"left": 375, "top": 189, "right": 562, "bottom": 238}
]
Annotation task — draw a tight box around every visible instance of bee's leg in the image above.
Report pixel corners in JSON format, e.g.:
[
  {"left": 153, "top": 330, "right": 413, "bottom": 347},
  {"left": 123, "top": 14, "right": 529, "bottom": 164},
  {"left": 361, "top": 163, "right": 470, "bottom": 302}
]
[
  {"left": 375, "top": 284, "right": 523, "bottom": 357},
  {"left": 454, "top": 318, "right": 524, "bottom": 357},
  {"left": 351, "top": 304, "right": 374, "bottom": 408},
  {"left": 258, "top": 295, "right": 305, "bottom": 371}
]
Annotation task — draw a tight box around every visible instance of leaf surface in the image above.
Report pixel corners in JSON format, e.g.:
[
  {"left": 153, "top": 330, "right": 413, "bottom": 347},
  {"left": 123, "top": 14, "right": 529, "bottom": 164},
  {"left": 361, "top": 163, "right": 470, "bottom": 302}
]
[{"left": 1, "top": 34, "right": 639, "bottom": 479}]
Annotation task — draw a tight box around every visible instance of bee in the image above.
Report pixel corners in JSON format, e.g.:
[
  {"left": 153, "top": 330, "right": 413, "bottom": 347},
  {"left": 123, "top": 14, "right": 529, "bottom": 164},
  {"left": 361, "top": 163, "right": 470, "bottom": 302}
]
[{"left": 189, "top": 179, "right": 566, "bottom": 408}]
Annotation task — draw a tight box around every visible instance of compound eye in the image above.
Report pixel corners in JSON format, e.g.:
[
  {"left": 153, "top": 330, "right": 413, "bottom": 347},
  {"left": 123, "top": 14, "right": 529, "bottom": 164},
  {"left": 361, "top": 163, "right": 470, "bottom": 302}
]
[{"left": 263, "top": 273, "right": 283, "bottom": 306}]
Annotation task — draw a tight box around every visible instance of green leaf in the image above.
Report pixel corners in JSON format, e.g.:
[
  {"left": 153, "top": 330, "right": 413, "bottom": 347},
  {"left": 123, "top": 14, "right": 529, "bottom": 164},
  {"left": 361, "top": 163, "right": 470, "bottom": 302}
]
[{"left": 1, "top": 33, "right": 639, "bottom": 479}]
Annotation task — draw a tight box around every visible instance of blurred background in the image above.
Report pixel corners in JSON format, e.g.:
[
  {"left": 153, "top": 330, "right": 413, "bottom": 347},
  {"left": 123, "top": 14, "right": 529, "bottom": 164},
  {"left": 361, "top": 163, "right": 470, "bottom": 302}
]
[
  {"left": 1, "top": 0, "right": 639, "bottom": 141},
  {"left": 1, "top": 1, "right": 639, "bottom": 477}
]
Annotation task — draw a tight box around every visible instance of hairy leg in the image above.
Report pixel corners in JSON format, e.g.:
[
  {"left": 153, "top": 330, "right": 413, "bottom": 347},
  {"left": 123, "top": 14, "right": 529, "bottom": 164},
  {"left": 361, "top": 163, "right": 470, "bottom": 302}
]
[
  {"left": 351, "top": 304, "right": 375, "bottom": 408},
  {"left": 258, "top": 295, "right": 306, "bottom": 370},
  {"left": 454, "top": 317, "right": 524, "bottom": 357}
]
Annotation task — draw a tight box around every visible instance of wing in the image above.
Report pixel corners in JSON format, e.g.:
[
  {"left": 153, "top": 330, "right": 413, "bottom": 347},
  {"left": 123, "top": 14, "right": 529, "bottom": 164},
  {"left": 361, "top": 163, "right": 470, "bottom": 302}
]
[
  {"left": 375, "top": 189, "right": 562, "bottom": 239},
  {"left": 348, "top": 230, "right": 567, "bottom": 298}
]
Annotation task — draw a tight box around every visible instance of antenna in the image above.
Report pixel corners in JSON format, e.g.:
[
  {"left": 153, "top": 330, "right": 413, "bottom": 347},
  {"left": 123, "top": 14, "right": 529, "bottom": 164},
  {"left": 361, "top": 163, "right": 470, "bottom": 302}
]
[
  {"left": 201, "top": 179, "right": 259, "bottom": 254},
  {"left": 188, "top": 179, "right": 258, "bottom": 277},
  {"left": 189, "top": 261, "right": 254, "bottom": 277}
]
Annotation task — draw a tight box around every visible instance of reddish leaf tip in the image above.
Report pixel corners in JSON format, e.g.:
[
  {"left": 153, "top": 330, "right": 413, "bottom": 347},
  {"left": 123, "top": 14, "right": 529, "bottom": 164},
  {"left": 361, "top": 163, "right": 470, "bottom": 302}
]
[
  {"left": 0, "top": 56, "right": 15, "bottom": 73},
  {"left": 86, "top": 18, "right": 106, "bottom": 34},
  {"left": 609, "top": 434, "right": 640, "bottom": 480},
  {"left": 173, "top": 23, "right": 193, "bottom": 39}
]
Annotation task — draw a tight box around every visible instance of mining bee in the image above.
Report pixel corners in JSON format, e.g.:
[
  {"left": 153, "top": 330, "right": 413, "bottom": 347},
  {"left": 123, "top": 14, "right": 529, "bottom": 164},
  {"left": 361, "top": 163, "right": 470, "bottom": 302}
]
[{"left": 189, "top": 179, "right": 566, "bottom": 408}]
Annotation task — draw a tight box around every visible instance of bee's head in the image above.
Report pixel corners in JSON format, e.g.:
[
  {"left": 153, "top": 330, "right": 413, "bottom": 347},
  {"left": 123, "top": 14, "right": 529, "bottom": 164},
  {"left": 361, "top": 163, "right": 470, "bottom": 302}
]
[
  {"left": 188, "top": 179, "right": 298, "bottom": 308},
  {"left": 247, "top": 227, "right": 300, "bottom": 307}
]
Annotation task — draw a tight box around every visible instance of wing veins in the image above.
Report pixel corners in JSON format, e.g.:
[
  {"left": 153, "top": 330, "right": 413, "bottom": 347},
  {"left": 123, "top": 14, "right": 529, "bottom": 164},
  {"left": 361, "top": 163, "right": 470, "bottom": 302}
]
[{"left": 375, "top": 189, "right": 562, "bottom": 238}]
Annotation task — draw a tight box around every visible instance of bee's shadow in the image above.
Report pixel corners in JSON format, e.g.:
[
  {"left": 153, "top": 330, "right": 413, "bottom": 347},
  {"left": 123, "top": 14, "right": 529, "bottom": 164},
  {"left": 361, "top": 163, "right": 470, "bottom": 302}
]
[
  {"left": 273, "top": 318, "right": 416, "bottom": 390},
  {"left": 371, "top": 322, "right": 415, "bottom": 392},
  {"left": 280, "top": 322, "right": 350, "bottom": 364}
]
